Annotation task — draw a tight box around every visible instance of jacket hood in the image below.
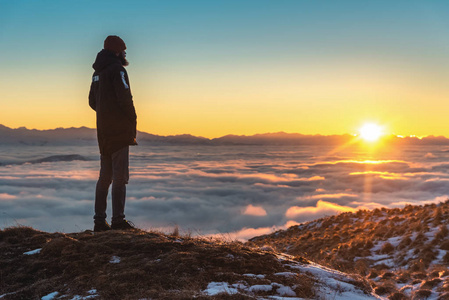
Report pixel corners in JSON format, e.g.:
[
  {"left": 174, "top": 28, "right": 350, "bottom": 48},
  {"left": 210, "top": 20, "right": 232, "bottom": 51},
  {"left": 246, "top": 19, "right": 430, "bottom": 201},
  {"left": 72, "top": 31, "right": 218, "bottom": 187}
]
[{"left": 92, "top": 49, "right": 121, "bottom": 72}]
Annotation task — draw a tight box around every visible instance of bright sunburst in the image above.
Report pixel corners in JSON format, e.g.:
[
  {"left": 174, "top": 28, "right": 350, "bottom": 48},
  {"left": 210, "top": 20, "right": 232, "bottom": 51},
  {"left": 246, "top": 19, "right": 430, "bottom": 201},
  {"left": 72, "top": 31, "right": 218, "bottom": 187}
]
[{"left": 359, "top": 123, "right": 384, "bottom": 142}]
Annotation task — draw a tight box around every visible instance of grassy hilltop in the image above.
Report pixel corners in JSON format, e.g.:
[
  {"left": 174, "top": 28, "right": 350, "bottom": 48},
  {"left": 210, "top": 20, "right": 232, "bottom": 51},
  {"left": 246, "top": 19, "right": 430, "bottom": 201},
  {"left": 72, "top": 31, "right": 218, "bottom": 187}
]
[
  {"left": 4, "top": 201, "right": 449, "bottom": 299},
  {"left": 0, "top": 226, "right": 378, "bottom": 300},
  {"left": 7, "top": 200, "right": 449, "bottom": 299}
]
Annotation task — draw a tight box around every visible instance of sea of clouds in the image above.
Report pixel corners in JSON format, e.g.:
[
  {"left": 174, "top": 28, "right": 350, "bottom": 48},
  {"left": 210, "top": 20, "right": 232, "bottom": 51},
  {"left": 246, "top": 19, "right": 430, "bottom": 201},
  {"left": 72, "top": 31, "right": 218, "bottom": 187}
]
[{"left": 1, "top": 144, "right": 449, "bottom": 240}]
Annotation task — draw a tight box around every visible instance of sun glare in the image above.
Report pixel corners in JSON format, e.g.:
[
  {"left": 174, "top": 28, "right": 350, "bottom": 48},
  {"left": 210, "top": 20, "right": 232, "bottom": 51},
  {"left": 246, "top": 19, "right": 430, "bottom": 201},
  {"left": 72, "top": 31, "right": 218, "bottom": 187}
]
[{"left": 359, "top": 123, "right": 384, "bottom": 142}]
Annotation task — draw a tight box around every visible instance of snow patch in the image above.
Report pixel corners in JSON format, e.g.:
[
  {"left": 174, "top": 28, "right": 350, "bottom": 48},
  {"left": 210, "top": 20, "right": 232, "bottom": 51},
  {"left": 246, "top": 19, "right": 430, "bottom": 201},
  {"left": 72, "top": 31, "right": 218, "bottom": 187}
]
[
  {"left": 385, "top": 236, "right": 402, "bottom": 247},
  {"left": 249, "top": 284, "right": 272, "bottom": 292},
  {"left": 286, "top": 261, "right": 382, "bottom": 299},
  {"left": 203, "top": 282, "right": 239, "bottom": 296},
  {"left": 373, "top": 258, "right": 395, "bottom": 267},
  {"left": 365, "top": 253, "right": 389, "bottom": 261},
  {"left": 109, "top": 256, "right": 121, "bottom": 264},
  {"left": 231, "top": 283, "right": 248, "bottom": 290},
  {"left": 425, "top": 226, "right": 440, "bottom": 240},
  {"left": 24, "top": 248, "right": 42, "bottom": 255},
  {"left": 41, "top": 292, "right": 59, "bottom": 300},
  {"left": 69, "top": 289, "right": 98, "bottom": 299},
  {"left": 243, "top": 273, "right": 265, "bottom": 279},
  {"left": 276, "top": 285, "right": 296, "bottom": 296},
  {"left": 0, "top": 292, "right": 16, "bottom": 299},
  {"left": 432, "top": 249, "right": 447, "bottom": 265},
  {"left": 274, "top": 271, "right": 297, "bottom": 277}
]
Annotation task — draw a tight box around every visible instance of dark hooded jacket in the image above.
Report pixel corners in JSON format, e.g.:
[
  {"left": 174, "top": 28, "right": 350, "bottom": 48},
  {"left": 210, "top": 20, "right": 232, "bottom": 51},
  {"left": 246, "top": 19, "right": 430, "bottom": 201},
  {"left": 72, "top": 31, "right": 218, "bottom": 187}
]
[{"left": 89, "top": 49, "right": 137, "bottom": 155}]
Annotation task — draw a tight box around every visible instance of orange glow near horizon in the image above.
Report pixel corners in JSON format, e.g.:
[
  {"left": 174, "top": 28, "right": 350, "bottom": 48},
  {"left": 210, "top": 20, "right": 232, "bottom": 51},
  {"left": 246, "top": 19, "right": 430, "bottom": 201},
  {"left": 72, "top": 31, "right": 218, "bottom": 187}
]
[
  {"left": 0, "top": 86, "right": 446, "bottom": 139},
  {"left": 1, "top": 61, "right": 448, "bottom": 139},
  {"left": 0, "top": 73, "right": 447, "bottom": 139}
]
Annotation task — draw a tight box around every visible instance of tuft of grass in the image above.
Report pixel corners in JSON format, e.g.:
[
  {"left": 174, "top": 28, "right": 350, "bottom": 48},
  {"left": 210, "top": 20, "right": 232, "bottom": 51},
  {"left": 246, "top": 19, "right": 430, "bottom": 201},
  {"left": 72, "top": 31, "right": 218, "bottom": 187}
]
[
  {"left": 380, "top": 242, "right": 395, "bottom": 254},
  {"left": 388, "top": 292, "right": 408, "bottom": 300},
  {"left": 171, "top": 225, "right": 180, "bottom": 237},
  {"left": 373, "top": 281, "right": 397, "bottom": 295},
  {"left": 412, "top": 289, "right": 432, "bottom": 299}
]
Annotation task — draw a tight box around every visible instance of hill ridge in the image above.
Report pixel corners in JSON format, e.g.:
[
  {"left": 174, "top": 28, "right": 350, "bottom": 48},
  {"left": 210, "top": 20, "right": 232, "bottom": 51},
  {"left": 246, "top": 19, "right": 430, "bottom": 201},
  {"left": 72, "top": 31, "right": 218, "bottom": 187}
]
[
  {"left": 248, "top": 200, "right": 449, "bottom": 299},
  {"left": 0, "top": 226, "right": 380, "bottom": 299}
]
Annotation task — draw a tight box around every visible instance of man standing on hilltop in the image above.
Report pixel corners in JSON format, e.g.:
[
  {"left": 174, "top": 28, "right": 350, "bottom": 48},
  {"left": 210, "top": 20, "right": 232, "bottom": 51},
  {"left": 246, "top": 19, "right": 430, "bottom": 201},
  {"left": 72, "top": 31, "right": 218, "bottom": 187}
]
[{"left": 89, "top": 35, "right": 137, "bottom": 232}]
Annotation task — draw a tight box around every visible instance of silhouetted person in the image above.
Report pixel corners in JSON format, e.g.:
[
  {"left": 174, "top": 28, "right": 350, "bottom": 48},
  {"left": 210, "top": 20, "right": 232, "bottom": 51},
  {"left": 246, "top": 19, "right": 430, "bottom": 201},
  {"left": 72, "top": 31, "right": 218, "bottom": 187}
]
[{"left": 89, "top": 35, "right": 137, "bottom": 232}]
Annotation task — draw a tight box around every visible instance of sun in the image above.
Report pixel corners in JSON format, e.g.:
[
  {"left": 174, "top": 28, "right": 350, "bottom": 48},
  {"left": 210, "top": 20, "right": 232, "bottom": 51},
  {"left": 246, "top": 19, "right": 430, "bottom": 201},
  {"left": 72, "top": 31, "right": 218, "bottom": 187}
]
[{"left": 359, "top": 123, "right": 384, "bottom": 142}]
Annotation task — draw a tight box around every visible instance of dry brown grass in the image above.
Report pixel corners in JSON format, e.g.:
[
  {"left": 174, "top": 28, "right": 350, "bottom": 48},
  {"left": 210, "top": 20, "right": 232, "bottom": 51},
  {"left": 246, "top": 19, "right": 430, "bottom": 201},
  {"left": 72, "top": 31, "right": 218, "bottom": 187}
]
[
  {"left": 248, "top": 200, "right": 449, "bottom": 299},
  {"left": 388, "top": 291, "right": 408, "bottom": 300},
  {"left": 0, "top": 226, "right": 328, "bottom": 299},
  {"left": 411, "top": 289, "right": 432, "bottom": 299},
  {"left": 373, "top": 281, "right": 397, "bottom": 295},
  {"left": 380, "top": 242, "right": 395, "bottom": 254}
]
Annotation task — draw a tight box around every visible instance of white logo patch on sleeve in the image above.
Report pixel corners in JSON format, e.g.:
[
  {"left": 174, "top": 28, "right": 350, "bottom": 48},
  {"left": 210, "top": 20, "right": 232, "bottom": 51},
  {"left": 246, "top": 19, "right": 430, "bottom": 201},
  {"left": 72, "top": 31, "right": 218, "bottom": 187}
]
[
  {"left": 93, "top": 75, "right": 99, "bottom": 82},
  {"left": 120, "top": 71, "right": 129, "bottom": 89}
]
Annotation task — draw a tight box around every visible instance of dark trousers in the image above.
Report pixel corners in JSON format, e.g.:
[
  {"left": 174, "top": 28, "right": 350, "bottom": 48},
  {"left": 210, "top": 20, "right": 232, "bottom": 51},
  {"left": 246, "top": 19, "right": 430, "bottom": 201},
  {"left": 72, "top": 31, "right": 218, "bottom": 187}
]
[{"left": 94, "top": 146, "right": 129, "bottom": 224}]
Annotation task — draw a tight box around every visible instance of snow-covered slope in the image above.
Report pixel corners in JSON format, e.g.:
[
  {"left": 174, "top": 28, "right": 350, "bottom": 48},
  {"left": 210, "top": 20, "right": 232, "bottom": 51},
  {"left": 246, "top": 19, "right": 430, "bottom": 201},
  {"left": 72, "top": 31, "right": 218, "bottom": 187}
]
[{"left": 249, "top": 201, "right": 449, "bottom": 299}]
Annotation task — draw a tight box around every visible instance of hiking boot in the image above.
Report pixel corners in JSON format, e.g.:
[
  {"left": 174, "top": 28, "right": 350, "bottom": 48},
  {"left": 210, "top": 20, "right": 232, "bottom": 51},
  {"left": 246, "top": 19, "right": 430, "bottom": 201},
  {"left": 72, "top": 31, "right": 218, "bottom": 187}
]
[
  {"left": 94, "top": 220, "right": 112, "bottom": 232},
  {"left": 111, "top": 220, "right": 137, "bottom": 230}
]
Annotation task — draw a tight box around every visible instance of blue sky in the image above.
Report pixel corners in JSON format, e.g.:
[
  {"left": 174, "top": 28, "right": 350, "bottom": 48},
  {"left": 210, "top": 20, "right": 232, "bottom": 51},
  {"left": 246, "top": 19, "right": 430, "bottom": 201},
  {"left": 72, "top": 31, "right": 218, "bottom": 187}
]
[
  {"left": 3, "top": 1, "right": 448, "bottom": 60},
  {"left": 2, "top": 1, "right": 449, "bottom": 137}
]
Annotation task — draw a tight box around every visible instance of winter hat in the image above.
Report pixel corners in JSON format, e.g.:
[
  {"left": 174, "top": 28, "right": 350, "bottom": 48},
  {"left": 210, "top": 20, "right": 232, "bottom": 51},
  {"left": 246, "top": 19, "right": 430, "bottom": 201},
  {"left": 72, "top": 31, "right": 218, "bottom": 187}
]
[{"left": 104, "top": 35, "right": 126, "bottom": 53}]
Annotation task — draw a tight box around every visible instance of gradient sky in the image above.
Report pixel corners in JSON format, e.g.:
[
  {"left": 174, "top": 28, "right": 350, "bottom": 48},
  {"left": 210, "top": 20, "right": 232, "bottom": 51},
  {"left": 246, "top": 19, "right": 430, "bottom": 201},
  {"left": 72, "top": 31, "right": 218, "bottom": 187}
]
[{"left": 2, "top": 0, "right": 449, "bottom": 138}]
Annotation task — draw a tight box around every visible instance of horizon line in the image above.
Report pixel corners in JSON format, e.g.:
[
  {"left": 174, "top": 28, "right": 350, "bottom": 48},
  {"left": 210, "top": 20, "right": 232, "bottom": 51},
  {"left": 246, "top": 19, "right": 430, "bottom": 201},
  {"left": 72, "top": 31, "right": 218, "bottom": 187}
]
[{"left": 1, "top": 123, "right": 448, "bottom": 140}]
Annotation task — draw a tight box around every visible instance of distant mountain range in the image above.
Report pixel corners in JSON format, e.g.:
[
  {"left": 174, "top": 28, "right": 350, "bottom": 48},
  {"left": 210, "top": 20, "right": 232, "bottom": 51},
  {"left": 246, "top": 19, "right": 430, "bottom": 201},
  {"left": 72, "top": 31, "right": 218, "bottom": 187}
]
[{"left": 2, "top": 124, "right": 449, "bottom": 146}]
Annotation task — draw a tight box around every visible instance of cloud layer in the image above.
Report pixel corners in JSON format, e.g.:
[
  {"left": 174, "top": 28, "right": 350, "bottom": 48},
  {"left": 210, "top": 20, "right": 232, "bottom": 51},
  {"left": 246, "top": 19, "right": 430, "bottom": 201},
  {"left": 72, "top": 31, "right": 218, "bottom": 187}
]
[{"left": 1, "top": 144, "right": 449, "bottom": 240}]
